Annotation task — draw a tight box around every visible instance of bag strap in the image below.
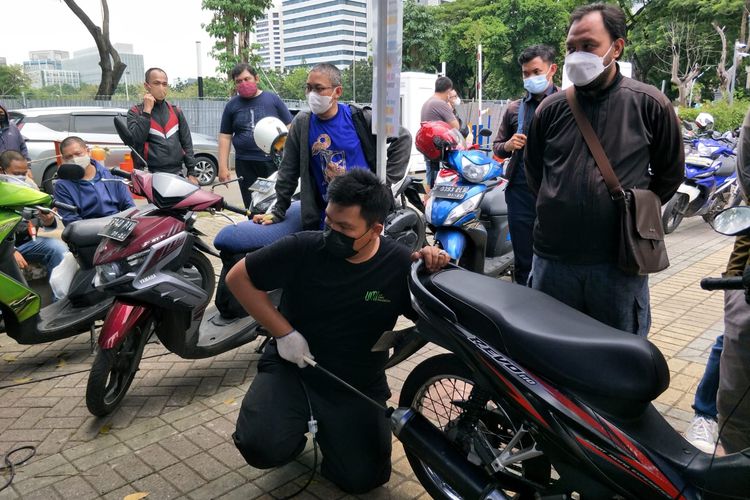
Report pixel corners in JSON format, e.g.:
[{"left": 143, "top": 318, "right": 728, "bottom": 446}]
[{"left": 565, "top": 86, "right": 624, "bottom": 200}]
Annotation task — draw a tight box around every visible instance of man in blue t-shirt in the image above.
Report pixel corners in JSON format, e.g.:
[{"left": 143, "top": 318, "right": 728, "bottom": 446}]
[
  {"left": 252, "top": 63, "right": 412, "bottom": 231},
  {"left": 53, "top": 136, "right": 135, "bottom": 226},
  {"left": 218, "top": 63, "right": 293, "bottom": 209}
]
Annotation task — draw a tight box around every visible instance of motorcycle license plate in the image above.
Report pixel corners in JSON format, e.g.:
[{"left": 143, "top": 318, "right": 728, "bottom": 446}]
[
  {"left": 432, "top": 184, "right": 470, "bottom": 200},
  {"left": 249, "top": 178, "right": 275, "bottom": 194},
  {"left": 98, "top": 217, "right": 138, "bottom": 242}
]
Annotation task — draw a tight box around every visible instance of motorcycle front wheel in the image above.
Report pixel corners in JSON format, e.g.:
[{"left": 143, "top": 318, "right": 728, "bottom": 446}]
[
  {"left": 398, "top": 354, "right": 551, "bottom": 500},
  {"left": 86, "top": 317, "right": 153, "bottom": 416},
  {"left": 662, "top": 193, "right": 688, "bottom": 234}
]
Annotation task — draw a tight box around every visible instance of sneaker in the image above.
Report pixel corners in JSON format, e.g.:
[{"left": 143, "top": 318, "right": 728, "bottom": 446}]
[{"left": 685, "top": 415, "right": 719, "bottom": 454}]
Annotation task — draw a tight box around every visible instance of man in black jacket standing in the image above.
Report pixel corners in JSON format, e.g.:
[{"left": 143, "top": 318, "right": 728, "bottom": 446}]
[
  {"left": 493, "top": 44, "right": 558, "bottom": 286},
  {"left": 253, "top": 63, "right": 412, "bottom": 231},
  {"left": 127, "top": 67, "right": 198, "bottom": 183},
  {"left": 524, "top": 3, "right": 683, "bottom": 336}
]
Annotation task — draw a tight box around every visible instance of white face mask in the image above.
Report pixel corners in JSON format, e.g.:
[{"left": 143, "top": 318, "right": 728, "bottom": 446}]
[
  {"left": 564, "top": 44, "right": 615, "bottom": 87},
  {"left": 72, "top": 155, "right": 91, "bottom": 168},
  {"left": 307, "top": 91, "right": 334, "bottom": 115},
  {"left": 452, "top": 97, "right": 461, "bottom": 106}
]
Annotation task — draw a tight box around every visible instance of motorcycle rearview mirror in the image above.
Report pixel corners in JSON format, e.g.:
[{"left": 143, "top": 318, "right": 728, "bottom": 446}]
[
  {"left": 710, "top": 206, "right": 750, "bottom": 235},
  {"left": 57, "top": 163, "right": 85, "bottom": 181},
  {"left": 478, "top": 128, "right": 493, "bottom": 138},
  {"left": 113, "top": 115, "right": 149, "bottom": 168}
]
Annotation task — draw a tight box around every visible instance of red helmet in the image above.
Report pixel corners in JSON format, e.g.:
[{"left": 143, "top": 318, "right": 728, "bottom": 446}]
[{"left": 415, "top": 121, "right": 463, "bottom": 160}]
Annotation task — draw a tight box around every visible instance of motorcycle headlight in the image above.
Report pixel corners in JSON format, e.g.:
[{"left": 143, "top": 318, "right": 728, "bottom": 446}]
[
  {"left": 94, "top": 250, "right": 149, "bottom": 287},
  {"left": 444, "top": 193, "right": 483, "bottom": 225},
  {"left": 461, "top": 157, "right": 490, "bottom": 183}
]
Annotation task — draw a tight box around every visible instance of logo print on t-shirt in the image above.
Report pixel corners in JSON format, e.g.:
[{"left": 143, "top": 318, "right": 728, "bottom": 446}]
[
  {"left": 364, "top": 290, "right": 390, "bottom": 303},
  {"left": 312, "top": 133, "right": 347, "bottom": 183}
]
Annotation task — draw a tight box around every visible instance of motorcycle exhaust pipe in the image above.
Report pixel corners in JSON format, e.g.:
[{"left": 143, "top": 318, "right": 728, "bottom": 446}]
[{"left": 391, "top": 407, "right": 509, "bottom": 500}]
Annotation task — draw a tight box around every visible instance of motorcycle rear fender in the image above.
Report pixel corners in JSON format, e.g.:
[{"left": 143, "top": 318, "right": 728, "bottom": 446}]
[
  {"left": 677, "top": 183, "right": 701, "bottom": 202},
  {"left": 99, "top": 300, "right": 152, "bottom": 350}
]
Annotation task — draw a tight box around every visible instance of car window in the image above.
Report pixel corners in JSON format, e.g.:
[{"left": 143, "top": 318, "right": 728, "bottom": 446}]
[
  {"left": 24, "top": 114, "right": 70, "bottom": 132},
  {"left": 72, "top": 115, "right": 117, "bottom": 134}
]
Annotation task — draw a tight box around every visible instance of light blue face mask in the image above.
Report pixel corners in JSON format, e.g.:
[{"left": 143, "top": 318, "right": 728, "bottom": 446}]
[{"left": 523, "top": 74, "right": 550, "bottom": 95}]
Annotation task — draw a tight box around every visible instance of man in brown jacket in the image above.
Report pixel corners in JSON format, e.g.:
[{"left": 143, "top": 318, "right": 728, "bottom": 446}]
[{"left": 524, "top": 3, "right": 683, "bottom": 336}]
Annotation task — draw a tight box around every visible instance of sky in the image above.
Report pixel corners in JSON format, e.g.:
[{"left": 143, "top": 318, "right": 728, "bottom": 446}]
[{"left": 4, "top": 0, "right": 221, "bottom": 81}]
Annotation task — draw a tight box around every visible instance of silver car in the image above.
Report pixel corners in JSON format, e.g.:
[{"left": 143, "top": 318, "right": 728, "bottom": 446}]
[{"left": 9, "top": 106, "right": 229, "bottom": 189}]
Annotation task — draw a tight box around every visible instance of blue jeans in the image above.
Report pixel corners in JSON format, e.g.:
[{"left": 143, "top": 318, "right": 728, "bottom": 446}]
[
  {"left": 530, "top": 255, "right": 651, "bottom": 337},
  {"left": 17, "top": 236, "right": 67, "bottom": 278},
  {"left": 692, "top": 334, "right": 723, "bottom": 420}
]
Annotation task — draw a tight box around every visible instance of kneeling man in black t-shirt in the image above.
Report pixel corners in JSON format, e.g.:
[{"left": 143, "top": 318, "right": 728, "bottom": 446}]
[{"left": 226, "top": 168, "right": 448, "bottom": 494}]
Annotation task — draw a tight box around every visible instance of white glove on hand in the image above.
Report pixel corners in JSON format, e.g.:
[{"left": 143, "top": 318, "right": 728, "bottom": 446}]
[{"left": 276, "top": 330, "right": 313, "bottom": 368}]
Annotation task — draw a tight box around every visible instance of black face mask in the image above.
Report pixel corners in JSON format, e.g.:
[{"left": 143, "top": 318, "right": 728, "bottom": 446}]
[{"left": 323, "top": 224, "right": 369, "bottom": 259}]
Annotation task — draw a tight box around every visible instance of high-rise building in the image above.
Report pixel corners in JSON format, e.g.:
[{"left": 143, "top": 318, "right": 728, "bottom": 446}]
[
  {"left": 22, "top": 50, "right": 80, "bottom": 89},
  {"left": 281, "top": 0, "right": 369, "bottom": 70},
  {"left": 62, "top": 43, "right": 144, "bottom": 86},
  {"left": 254, "top": 0, "right": 284, "bottom": 70}
]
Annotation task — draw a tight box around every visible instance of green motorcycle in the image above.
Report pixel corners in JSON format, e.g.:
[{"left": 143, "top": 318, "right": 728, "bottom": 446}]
[{"left": 0, "top": 178, "right": 113, "bottom": 344}]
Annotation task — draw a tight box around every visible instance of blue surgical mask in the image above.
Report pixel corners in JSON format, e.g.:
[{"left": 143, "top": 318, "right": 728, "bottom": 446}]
[{"left": 523, "top": 74, "right": 550, "bottom": 95}]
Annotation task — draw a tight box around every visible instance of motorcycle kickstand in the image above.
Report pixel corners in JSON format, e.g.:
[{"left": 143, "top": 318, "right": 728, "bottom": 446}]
[
  {"left": 89, "top": 323, "right": 97, "bottom": 355},
  {"left": 255, "top": 332, "right": 271, "bottom": 354}
]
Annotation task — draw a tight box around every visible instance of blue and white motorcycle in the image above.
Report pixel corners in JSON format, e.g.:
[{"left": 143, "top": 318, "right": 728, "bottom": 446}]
[
  {"left": 417, "top": 123, "right": 513, "bottom": 277},
  {"left": 662, "top": 136, "right": 741, "bottom": 234}
]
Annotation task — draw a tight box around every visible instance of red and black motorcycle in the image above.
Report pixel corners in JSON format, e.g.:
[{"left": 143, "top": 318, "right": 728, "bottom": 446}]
[
  {"left": 84, "top": 168, "right": 256, "bottom": 416},
  {"left": 392, "top": 250, "right": 750, "bottom": 498}
]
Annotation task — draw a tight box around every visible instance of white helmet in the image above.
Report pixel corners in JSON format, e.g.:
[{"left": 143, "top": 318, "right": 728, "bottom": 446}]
[
  {"left": 254, "top": 116, "right": 288, "bottom": 155},
  {"left": 695, "top": 112, "right": 715, "bottom": 130}
]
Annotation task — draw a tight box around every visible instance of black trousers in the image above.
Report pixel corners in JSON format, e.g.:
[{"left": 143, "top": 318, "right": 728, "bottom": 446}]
[
  {"left": 235, "top": 158, "right": 276, "bottom": 209},
  {"left": 505, "top": 178, "right": 537, "bottom": 286},
  {"left": 233, "top": 351, "right": 392, "bottom": 494}
]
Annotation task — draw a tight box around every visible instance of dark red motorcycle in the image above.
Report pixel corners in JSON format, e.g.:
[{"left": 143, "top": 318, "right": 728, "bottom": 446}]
[{"left": 84, "top": 169, "right": 257, "bottom": 416}]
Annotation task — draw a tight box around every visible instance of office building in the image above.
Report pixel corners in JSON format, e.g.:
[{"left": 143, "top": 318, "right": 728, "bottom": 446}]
[
  {"left": 254, "top": 0, "right": 284, "bottom": 70},
  {"left": 282, "top": 0, "right": 369, "bottom": 69},
  {"left": 22, "top": 50, "right": 80, "bottom": 88},
  {"left": 62, "top": 43, "right": 144, "bottom": 85}
]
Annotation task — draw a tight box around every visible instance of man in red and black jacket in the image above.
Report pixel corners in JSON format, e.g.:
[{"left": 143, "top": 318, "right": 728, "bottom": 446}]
[{"left": 127, "top": 67, "right": 198, "bottom": 183}]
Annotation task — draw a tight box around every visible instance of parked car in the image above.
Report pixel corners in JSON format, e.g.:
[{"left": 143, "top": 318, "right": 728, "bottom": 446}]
[{"left": 9, "top": 107, "right": 230, "bottom": 189}]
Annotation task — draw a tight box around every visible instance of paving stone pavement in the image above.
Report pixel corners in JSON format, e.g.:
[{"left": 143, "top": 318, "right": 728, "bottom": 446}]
[{"left": 0, "top": 214, "right": 736, "bottom": 499}]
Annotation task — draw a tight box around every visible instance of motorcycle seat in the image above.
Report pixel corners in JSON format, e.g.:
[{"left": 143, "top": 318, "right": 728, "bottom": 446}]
[
  {"left": 61, "top": 217, "right": 113, "bottom": 247},
  {"left": 426, "top": 269, "right": 669, "bottom": 417},
  {"left": 214, "top": 201, "right": 302, "bottom": 253},
  {"left": 479, "top": 186, "right": 508, "bottom": 217},
  {"left": 713, "top": 155, "right": 736, "bottom": 177}
]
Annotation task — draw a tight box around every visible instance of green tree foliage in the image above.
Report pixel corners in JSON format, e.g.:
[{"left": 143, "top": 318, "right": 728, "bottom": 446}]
[
  {"left": 626, "top": 0, "right": 744, "bottom": 101},
  {"left": 341, "top": 58, "right": 374, "bottom": 103},
  {"left": 0, "top": 65, "right": 30, "bottom": 96},
  {"left": 280, "top": 67, "right": 311, "bottom": 101},
  {"left": 679, "top": 99, "right": 750, "bottom": 131},
  {"left": 402, "top": 0, "right": 445, "bottom": 72},
  {"left": 202, "top": 0, "right": 272, "bottom": 76}
]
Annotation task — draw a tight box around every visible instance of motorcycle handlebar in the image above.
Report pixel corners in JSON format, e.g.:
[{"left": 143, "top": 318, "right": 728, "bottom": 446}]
[
  {"left": 52, "top": 200, "right": 78, "bottom": 213},
  {"left": 700, "top": 277, "right": 744, "bottom": 290},
  {"left": 222, "top": 201, "right": 250, "bottom": 216},
  {"left": 110, "top": 168, "right": 132, "bottom": 180}
]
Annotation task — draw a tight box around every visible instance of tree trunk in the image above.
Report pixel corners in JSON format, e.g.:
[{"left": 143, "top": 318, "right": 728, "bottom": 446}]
[
  {"left": 714, "top": 22, "right": 730, "bottom": 100},
  {"left": 63, "top": 0, "right": 125, "bottom": 100}
]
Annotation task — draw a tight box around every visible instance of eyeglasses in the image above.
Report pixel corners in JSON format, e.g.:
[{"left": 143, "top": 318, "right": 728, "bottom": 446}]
[{"left": 305, "top": 84, "right": 334, "bottom": 94}]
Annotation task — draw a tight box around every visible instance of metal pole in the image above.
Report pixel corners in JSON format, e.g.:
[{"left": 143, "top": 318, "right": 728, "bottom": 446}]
[
  {"left": 477, "top": 44, "right": 483, "bottom": 138},
  {"left": 441, "top": 61, "right": 446, "bottom": 77},
  {"left": 196, "top": 41, "right": 204, "bottom": 99},
  {"left": 353, "top": 18, "right": 356, "bottom": 103},
  {"left": 374, "top": 0, "right": 387, "bottom": 182},
  {"left": 124, "top": 71, "right": 129, "bottom": 102}
]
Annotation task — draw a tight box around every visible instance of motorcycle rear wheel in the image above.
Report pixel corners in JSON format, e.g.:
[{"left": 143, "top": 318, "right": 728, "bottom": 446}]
[
  {"left": 399, "top": 354, "right": 551, "bottom": 500},
  {"left": 86, "top": 317, "right": 153, "bottom": 416}
]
